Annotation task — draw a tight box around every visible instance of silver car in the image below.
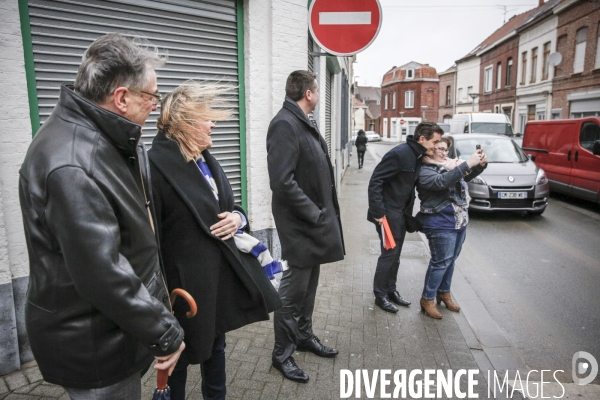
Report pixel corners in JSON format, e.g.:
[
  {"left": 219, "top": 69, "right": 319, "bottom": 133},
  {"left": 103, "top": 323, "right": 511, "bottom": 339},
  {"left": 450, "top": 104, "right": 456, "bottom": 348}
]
[
  {"left": 366, "top": 131, "right": 381, "bottom": 142},
  {"left": 447, "top": 134, "right": 549, "bottom": 215}
]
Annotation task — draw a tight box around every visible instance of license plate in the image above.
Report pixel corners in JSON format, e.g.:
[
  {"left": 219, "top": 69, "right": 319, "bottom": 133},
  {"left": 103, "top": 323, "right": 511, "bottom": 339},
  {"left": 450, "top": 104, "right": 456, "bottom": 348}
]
[{"left": 498, "top": 192, "right": 527, "bottom": 199}]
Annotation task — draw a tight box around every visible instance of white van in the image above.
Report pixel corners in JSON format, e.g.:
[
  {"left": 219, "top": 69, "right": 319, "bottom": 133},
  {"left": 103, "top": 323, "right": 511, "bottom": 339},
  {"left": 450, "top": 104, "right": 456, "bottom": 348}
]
[{"left": 449, "top": 113, "right": 514, "bottom": 136}]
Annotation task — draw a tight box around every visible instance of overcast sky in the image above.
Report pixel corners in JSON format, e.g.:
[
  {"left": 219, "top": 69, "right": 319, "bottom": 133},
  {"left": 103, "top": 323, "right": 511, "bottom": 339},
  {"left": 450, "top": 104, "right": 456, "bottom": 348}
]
[{"left": 353, "top": 0, "right": 540, "bottom": 87}]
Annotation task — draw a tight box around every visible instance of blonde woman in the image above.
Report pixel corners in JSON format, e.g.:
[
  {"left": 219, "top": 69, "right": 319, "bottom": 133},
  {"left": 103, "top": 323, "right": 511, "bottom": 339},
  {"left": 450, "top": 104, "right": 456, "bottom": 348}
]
[{"left": 148, "top": 81, "right": 281, "bottom": 400}]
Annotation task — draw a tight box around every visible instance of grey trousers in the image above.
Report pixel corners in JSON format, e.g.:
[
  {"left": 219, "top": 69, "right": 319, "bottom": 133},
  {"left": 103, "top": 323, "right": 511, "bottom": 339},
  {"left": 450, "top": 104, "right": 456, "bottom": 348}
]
[
  {"left": 272, "top": 264, "right": 320, "bottom": 363},
  {"left": 64, "top": 372, "right": 141, "bottom": 400}
]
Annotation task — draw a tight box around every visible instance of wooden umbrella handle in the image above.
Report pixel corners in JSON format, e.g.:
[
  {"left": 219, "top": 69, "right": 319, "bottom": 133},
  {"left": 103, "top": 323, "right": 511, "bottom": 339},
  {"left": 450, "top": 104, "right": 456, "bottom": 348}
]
[
  {"left": 170, "top": 288, "right": 197, "bottom": 318},
  {"left": 156, "top": 360, "right": 168, "bottom": 391}
]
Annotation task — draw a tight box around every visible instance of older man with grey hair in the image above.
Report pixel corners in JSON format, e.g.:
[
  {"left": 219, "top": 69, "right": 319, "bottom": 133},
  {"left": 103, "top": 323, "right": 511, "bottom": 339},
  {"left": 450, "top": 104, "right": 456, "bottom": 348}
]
[{"left": 19, "top": 33, "right": 184, "bottom": 399}]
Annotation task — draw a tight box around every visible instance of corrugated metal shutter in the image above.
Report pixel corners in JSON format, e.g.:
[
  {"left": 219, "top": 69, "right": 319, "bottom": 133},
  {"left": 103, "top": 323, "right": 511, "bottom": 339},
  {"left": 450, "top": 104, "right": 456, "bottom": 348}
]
[
  {"left": 324, "top": 71, "right": 332, "bottom": 155},
  {"left": 308, "top": 34, "right": 314, "bottom": 72},
  {"left": 27, "top": 0, "right": 243, "bottom": 202}
]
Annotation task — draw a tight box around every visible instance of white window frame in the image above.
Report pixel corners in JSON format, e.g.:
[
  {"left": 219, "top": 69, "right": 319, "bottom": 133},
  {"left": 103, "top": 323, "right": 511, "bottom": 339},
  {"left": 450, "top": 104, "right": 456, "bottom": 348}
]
[
  {"left": 574, "top": 27, "right": 587, "bottom": 73},
  {"left": 484, "top": 66, "right": 493, "bottom": 93},
  {"left": 406, "top": 69, "right": 414, "bottom": 79},
  {"left": 405, "top": 90, "right": 414, "bottom": 108},
  {"left": 384, "top": 93, "right": 388, "bottom": 110},
  {"left": 496, "top": 63, "right": 502, "bottom": 89},
  {"left": 458, "top": 88, "right": 463, "bottom": 103},
  {"left": 595, "top": 23, "right": 600, "bottom": 69},
  {"left": 392, "top": 92, "right": 396, "bottom": 109},
  {"left": 506, "top": 58, "right": 513, "bottom": 86}
]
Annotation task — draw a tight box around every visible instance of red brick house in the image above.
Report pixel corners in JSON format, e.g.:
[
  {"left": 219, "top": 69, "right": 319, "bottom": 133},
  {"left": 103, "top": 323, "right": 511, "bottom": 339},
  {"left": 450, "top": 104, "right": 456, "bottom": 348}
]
[
  {"left": 380, "top": 62, "right": 439, "bottom": 141},
  {"left": 552, "top": 0, "right": 600, "bottom": 118},
  {"left": 476, "top": 5, "right": 548, "bottom": 124},
  {"left": 438, "top": 66, "right": 456, "bottom": 122}
]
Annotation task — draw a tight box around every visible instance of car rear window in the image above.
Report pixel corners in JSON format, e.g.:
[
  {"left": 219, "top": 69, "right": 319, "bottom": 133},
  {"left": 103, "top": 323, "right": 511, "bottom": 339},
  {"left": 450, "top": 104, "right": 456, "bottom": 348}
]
[{"left": 451, "top": 137, "right": 528, "bottom": 163}]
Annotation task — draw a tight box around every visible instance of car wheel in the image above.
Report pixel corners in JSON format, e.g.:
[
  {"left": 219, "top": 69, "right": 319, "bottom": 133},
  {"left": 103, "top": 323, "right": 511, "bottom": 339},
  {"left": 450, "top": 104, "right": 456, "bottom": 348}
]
[{"left": 527, "top": 209, "right": 545, "bottom": 216}]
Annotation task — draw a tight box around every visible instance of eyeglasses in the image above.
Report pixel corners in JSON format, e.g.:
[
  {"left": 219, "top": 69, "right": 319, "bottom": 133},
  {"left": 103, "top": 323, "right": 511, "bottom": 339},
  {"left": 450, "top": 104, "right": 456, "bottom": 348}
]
[
  {"left": 129, "top": 88, "right": 162, "bottom": 105},
  {"left": 434, "top": 148, "right": 449, "bottom": 153}
]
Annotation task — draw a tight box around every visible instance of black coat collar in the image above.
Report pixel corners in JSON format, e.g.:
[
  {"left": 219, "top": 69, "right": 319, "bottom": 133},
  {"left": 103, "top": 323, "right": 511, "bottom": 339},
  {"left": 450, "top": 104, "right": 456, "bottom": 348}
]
[
  {"left": 407, "top": 138, "right": 428, "bottom": 158},
  {"left": 59, "top": 84, "right": 141, "bottom": 156},
  {"left": 148, "top": 131, "right": 235, "bottom": 238},
  {"left": 282, "top": 97, "right": 319, "bottom": 133}
]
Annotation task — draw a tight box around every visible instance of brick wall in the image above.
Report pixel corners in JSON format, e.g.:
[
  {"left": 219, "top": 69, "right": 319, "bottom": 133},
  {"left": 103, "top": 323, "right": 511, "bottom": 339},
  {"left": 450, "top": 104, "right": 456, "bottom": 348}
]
[
  {"left": 244, "top": 0, "right": 307, "bottom": 234},
  {"left": 552, "top": 0, "right": 600, "bottom": 115},
  {"left": 381, "top": 80, "right": 440, "bottom": 123},
  {"left": 479, "top": 36, "right": 520, "bottom": 113},
  {"left": 438, "top": 72, "right": 455, "bottom": 121},
  {"left": 0, "top": 0, "right": 34, "bottom": 374}
]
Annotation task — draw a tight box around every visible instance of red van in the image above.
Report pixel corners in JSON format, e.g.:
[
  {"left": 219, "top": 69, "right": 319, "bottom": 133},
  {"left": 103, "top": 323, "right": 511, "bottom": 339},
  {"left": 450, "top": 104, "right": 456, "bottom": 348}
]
[{"left": 522, "top": 117, "right": 600, "bottom": 204}]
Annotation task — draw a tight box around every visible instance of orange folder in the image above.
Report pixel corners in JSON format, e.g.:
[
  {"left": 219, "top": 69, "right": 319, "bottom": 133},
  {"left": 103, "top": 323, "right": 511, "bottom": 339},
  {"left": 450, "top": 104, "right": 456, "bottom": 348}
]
[{"left": 381, "top": 216, "right": 396, "bottom": 250}]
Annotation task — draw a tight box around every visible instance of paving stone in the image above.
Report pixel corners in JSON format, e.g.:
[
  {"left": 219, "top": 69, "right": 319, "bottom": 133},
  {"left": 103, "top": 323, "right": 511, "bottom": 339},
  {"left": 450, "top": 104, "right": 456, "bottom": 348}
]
[
  {"left": 0, "top": 380, "right": 9, "bottom": 395},
  {"left": 4, "top": 374, "right": 27, "bottom": 392}
]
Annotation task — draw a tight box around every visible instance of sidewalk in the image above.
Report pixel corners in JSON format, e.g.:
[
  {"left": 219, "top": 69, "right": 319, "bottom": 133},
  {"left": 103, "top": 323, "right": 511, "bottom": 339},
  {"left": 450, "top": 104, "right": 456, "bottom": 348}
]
[{"left": 3, "top": 149, "right": 594, "bottom": 399}]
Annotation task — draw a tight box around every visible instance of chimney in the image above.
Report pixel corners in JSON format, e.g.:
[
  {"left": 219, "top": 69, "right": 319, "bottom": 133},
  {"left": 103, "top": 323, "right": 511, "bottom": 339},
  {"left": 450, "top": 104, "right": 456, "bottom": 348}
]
[{"left": 539, "top": 0, "right": 544, "bottom": 6}]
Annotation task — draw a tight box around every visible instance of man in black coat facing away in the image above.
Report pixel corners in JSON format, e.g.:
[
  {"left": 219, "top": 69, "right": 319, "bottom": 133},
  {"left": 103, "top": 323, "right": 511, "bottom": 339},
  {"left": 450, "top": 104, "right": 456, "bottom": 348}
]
[
  {"left": 267, "top": 70, "right": 345, "bottom": 383},
  {"left": 367, "top": 122, "right": 443, "bottom": 313}
]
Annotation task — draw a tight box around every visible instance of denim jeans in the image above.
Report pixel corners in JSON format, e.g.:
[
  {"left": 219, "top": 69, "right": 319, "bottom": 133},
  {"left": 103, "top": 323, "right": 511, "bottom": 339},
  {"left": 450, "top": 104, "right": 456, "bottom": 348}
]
[
  {"left": 168, "top": 334, "right": 226, "bottom": 400},
  {"left": 421, "top": 228, "right": 467, "bottom": 300}
]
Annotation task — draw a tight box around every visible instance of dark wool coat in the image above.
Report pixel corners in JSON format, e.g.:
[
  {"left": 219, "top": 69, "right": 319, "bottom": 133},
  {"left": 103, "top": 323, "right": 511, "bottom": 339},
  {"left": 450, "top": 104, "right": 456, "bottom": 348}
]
[
  {"left": 267, "top": 97, "right": 345, "bottom": 267},
  {"left": 367, "top": 139, "right": 427, "bottom": 237},
  {"left": 149, "top": 132, "right": 282, "bottom": 364},
  {"left": 355, "top": 134, "right": 368, "bottom": 152}
]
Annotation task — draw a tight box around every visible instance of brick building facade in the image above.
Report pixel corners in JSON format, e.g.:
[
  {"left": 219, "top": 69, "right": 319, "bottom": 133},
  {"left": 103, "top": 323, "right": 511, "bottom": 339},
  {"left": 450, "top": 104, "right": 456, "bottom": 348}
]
[
  {"left": 438, "top": 66, "right": 456, "bottom": 122},
  {"left": 552, "top": 0, "right": 600, "bottom": 118},
  {"left": 479, "top": 35, "right": 520, "bottom": 123},
  {"left": 380, "top": 62, "right": 439, "bottom": 141}
]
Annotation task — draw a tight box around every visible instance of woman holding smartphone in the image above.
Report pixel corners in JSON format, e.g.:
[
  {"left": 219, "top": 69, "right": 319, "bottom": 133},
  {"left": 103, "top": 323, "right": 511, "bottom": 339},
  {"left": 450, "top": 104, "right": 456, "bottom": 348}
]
[{"left": 416, "top": 137, "right": 487, "bottom": 319}]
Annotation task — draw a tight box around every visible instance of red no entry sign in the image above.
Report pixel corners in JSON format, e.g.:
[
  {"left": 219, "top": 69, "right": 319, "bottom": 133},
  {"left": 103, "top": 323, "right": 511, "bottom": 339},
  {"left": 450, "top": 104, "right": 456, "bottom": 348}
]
[
  {"left": 309, "top": 0, "right": 382, "bottom": 56},
  {"left": 400, "top": 119, "right": 405, "bottom": 125}
]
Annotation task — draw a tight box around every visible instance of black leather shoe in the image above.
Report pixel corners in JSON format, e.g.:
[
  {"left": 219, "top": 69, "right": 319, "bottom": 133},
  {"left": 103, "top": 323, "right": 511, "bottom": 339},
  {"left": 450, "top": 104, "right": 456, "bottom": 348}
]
[
  {"left": 297, "top": 336, "right": 338, "bottom": 358},
  {"left": 375, "top": 296, "right": 398, "bottom": 313},
  {"left": 388, "top": 291, "right": 411, "bottom": 307},
  {"left": 272, "top": 356, "right": 309, "bottom": 383}
]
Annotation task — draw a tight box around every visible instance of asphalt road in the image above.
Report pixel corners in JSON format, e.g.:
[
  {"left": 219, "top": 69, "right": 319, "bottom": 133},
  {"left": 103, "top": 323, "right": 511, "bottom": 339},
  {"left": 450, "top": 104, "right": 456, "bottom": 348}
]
[
  {"left": 367, "top": 141, "right": 600, "bottom": 381},
  {"left": 460, "top": 193, "right": 600, "bottom": 378}
]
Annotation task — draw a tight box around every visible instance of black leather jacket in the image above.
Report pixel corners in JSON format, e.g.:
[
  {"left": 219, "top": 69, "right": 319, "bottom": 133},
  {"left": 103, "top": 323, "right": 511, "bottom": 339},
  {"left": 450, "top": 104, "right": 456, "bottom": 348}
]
[{"left": 19, "top": 85, "right": 183, "bottom": 389}]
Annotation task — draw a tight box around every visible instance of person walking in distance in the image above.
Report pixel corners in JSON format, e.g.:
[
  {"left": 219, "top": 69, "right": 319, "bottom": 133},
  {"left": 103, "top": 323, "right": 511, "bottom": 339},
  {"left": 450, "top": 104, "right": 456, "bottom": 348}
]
[
  {"left": 355, "top": 129, "right": 368, "bottom": 168},
  {"left": 267, "top": 70, "right": 345, "bottom": 383},
  {"left": 367, "top": 122, "right": 443, "bottom": 313},
  {"left": 18, "top": 33, "right": 184, "bottom": 398}
]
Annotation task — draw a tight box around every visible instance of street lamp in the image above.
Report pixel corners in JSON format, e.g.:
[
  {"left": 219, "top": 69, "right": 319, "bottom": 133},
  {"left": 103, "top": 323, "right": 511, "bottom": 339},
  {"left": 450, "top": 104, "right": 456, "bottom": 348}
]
[
  {"left": 469, "top": 93, "right": 479, "bottom": 112},
  {"left": 421, "top": 106, "right": 428, "bottom": 121}
]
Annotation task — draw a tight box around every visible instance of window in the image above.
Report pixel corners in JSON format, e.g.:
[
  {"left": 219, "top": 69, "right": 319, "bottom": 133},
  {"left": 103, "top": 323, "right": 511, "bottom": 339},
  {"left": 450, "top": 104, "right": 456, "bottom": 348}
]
[
  {"left": 528, "top": 105, "right": 536, "bottom": 121},
  {"left": 574, "top": 27, "right": 588, "bottom": 73},
  {"left": 580, "top": 122, "right": 600, "bottom": 151},
  {"left": 392, "top": 92, "right": 396, "bottom": 109},
  {"left": 521, "top": 51, "right": 527, "bottom": 85},
  {"left": 496, "top": 62, "right": 502, "bottom": 89},
  {"left": 405, "top": 91, "right": 414, "bottom": 108},
  {"left": 458, "top": 88, "right": 463, "bottom": 103},
  {"left": 484, "top": 66, "right": 493, "bottom": 92},
  {"left": 542, "top": 42, "right": 551, "bottom": 80},
  {"left": 384, "top": 93, "right": 388, "bottom": 110},
  {"left": 446, "top": 86, "right": 451, "bottom": 106},
  {"left": 392, "top": 70, "right": 396, "bottom": 79},
  {"left": 536, "top": 111, "right": 545, "bottom": 120},
  {"left": 531, "top": 47, "right": 538, "bottom": 83},
  {"left": 467, "top": 86, "right": 473, "bottom": 102},
  {"left": 551, "top": 109, "right": 562, "bottom": 119},
  {"left": 506, "top": 58, "right": 513, "bottom": 86},
  {"left": 407, "top": 69, "right": 414, "bottom": 79},
  {"left": 519, "top": 114, "right": 527, "bottom": 134},
  {"left": 596, "top": 23, "right": 600, "bottom": 68}
]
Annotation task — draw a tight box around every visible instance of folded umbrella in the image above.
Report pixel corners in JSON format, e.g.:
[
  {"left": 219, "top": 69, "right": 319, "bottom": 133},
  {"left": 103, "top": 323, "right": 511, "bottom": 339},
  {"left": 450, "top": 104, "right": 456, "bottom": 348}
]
[
  {"left": 381, "top": 216, "right": 396, "bottom": 250},
  {"left": 152, "top": 288, "right": 197, "bottom": 400}
]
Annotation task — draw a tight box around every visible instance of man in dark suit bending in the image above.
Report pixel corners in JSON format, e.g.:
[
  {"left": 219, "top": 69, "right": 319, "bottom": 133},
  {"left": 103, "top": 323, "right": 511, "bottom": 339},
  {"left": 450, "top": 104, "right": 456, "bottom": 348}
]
[
  {"left": 367, "top": 122, "right": 443, "bottom": 313},
  {"left": 267, "top": 70, "right": 345, "bottom": 383}
]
